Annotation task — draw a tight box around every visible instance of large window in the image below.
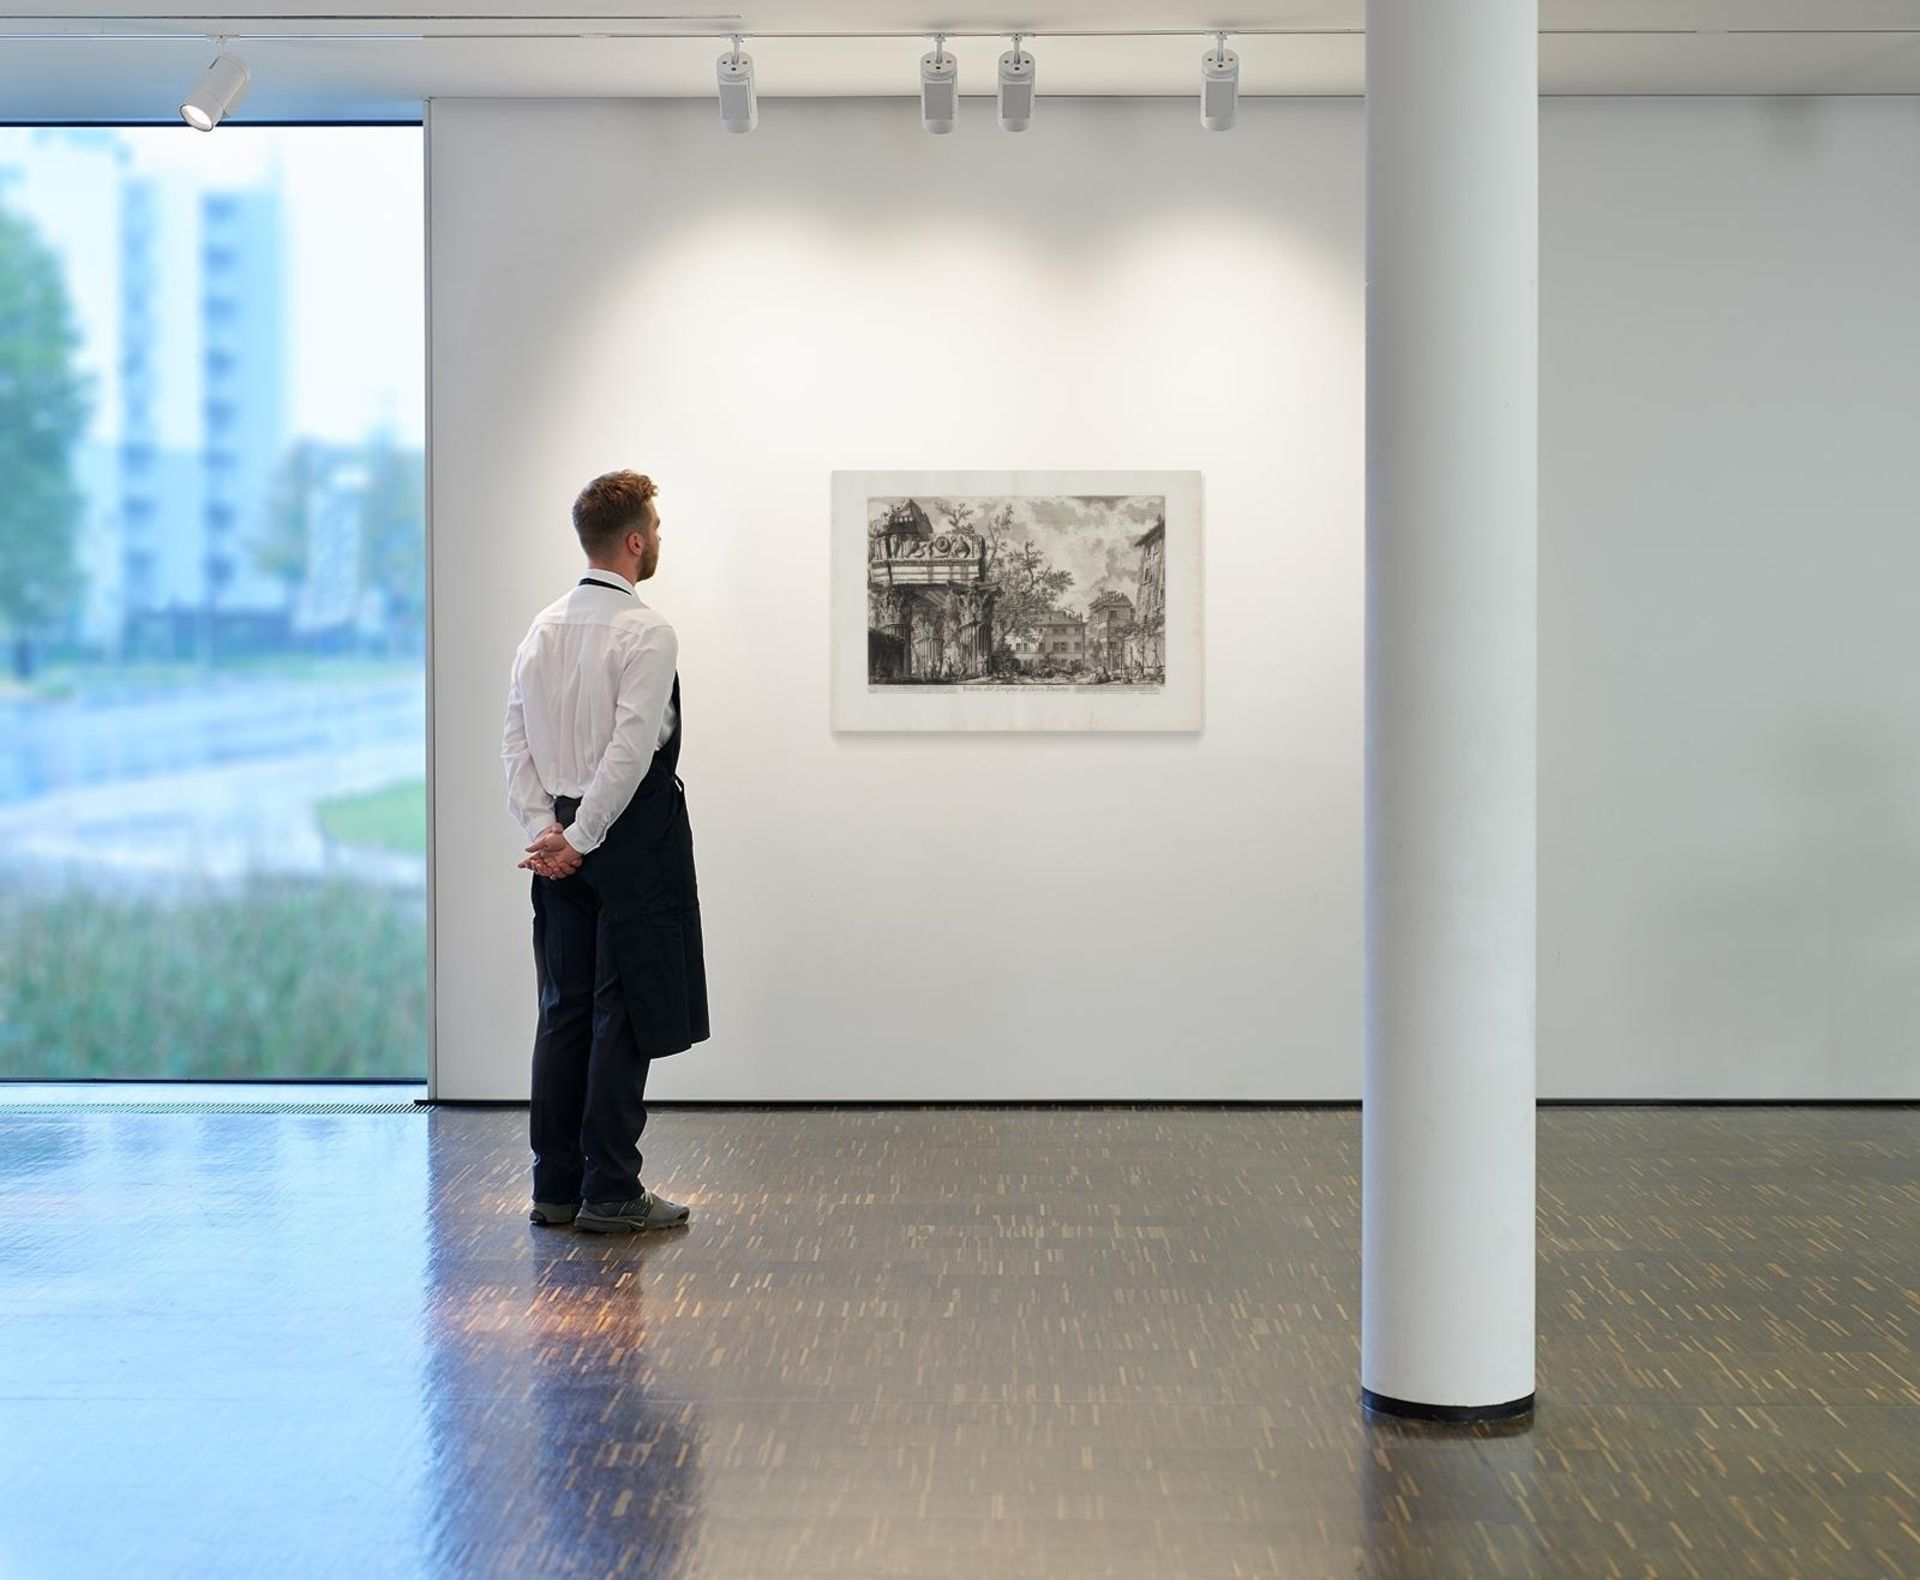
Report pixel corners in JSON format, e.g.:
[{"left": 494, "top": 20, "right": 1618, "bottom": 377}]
[{"left": 0, "top": 126, "right": 425, "bottom": 1079}]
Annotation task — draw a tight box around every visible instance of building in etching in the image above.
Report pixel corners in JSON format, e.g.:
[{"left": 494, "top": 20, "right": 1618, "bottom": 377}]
[
  {"left": 1085, "top": 590, "right": 1136, "bottom": 673},
  {"left": 1031, "top": 608, "right": 1087, "bottom": 670},
  {"left": 1131, "top": 517, "right": 1166, "bottom": 676},
  {"left": 867, "top": 500, "right": 996, "bottom": 682}
]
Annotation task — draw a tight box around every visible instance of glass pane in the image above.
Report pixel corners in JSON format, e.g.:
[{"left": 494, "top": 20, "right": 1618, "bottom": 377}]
[{"left": 0, "top": 127, "right": 426, "bottom": 1079}]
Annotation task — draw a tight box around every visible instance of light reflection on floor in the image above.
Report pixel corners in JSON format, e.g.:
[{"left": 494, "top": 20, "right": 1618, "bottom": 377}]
[{"left": 0, "top": 1099, "right": 1913, "bottom": 1578}]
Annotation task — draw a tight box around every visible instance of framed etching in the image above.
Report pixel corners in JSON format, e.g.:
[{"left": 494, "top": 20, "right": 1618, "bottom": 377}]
[{"left": 831, "top": 470, "right": 1203, "bottom": 733}]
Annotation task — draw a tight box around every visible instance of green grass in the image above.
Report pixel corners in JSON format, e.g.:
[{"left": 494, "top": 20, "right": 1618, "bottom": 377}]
[
  {"left": 317, "top": 779, "right": 428, "bottom": 856},
  {"left": 0, "top": 879, "right": 428, "bottom": 1079}
]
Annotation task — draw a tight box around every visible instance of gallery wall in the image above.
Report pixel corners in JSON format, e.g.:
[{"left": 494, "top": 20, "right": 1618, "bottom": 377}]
[
  {"left": 429, "top": 96, "right": 1367, "bottom": 1100},
  {"left": 1541, "top": 98, "right": 1920, "bottom": 1099},
  {"left": 430, "top": 93, "right": 1920, "bottom": 1101}
]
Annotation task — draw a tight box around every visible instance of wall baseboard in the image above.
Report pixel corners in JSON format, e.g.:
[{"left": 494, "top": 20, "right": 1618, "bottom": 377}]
[{"left": 421, "top": 1097, "right": 1918, "bottom": 1111}]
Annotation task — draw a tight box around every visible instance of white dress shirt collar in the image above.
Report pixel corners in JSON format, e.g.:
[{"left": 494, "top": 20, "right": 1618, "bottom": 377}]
[{"left": 580, "top": 567, "right": 636, "bottom": 595}]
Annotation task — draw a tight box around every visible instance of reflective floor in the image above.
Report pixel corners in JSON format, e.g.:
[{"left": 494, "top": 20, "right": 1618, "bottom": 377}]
[{"left": 0, "top": 1101, "right": 1914, "bottom": 1578}]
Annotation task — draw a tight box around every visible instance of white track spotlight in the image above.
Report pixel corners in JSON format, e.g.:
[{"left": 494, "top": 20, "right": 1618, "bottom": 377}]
[
  {"left": 998, "top": 35, "right": 1035, "bottom": 132},
  {"left": 716, "top": 35, "right": 757, "bottom": 132},
  {"left": 180, "top": 43, "right": 250, "bottom": 132},
  {"left": 920, "top": 35, "right": 958, "bottom": 134},
  {"left": 1200, "top": 32, "right": 1239, "bottom": 131}
]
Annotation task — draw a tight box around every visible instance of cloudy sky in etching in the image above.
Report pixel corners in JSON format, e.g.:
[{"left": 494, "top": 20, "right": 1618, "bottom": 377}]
[{"left": 869, "top": 496, "right": 1164, "bottom": 614}]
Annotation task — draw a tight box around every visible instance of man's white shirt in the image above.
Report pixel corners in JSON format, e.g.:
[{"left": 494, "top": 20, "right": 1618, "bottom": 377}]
[{"left": 501, "top": 568, "right": 678, "bottom": 856}]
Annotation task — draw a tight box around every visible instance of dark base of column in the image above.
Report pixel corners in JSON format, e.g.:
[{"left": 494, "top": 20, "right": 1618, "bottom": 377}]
[{"left": 1361, "top": 1389, "right": 1536, "bottom": 1424}]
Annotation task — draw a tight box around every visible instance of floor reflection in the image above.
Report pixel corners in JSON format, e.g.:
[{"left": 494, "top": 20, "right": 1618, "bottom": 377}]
[
  {"left": 1, "top": 1100, "right": 1912, "bottom": 1578},
  {"left": 0, "top": 1107, "right": 433, "bottom": 1577},
  {"left": 422, "top": 1110, "right": 704, "bottom": 1579},
  {"left": 1358, "top": 1412, "right": 1542, "bottom": 1577}
]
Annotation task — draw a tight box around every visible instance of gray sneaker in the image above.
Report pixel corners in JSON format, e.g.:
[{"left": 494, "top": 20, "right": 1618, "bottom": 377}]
[
  {"left": 575, "top": 1186, "right": 691, "bottom": 1233},
  {"left": 529, "top": 1201, "right": 577, "bottom": 1226}
]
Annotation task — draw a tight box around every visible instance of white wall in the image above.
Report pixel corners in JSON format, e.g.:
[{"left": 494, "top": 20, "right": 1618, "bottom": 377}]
[
  {"left": 428, "top": 96, "right": 1367, "bottom": 1100},
  {"left": 1542, "top": 98, "right": 1920, "bottom": 1098},
  {"left": 431, "top": 93, "right": 1920, "bottom": 1102}
]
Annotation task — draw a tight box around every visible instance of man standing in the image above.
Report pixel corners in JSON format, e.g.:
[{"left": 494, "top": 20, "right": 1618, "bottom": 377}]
[{"left": 501, "top": 469, "right": 709, "bottom": 1233}]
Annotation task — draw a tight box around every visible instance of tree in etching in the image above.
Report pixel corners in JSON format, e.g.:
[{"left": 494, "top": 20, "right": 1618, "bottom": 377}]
[{"left": 979, "top": 504, "right": 1073, "bottom": 674}]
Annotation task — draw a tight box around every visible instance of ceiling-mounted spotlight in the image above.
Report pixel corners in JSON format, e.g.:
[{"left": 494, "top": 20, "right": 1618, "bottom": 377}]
[
  {"left": 998, "top": 35, "right": 1035, "bottom": 132},
  {"left": 1201, "top": 32, "right": 1239, "bottom": 132},
  {"left": 717, "top": 34, "right": 756, "bottom": 133},
  {"left": 920, "top": 34, "right": 958, "bottom": 135},
  {"left": 180, "top": 42, "right": 250, "bottom": 132}
]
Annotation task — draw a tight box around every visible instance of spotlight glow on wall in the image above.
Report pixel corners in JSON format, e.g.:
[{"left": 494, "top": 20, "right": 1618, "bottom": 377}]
[
  {"left": 716, "top": 34, "right": 757, "bottom": 132},
  {"left": 998, "top": 36, "right": 1035, "bottom": 132},
  {"left": 1201, "top": 33, "right": 1238, "bottom": 131},
  {"left": 180, "top": 44, "right": 250, "bottom": 131},
  {"left": 920, "top": 35, "right": 958, "bottom": 135}
]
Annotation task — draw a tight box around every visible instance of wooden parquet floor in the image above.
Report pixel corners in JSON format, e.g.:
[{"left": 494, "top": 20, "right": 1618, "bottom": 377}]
[{"left": 0, "top": 1103, "right": 1913, "bottom": 1578}]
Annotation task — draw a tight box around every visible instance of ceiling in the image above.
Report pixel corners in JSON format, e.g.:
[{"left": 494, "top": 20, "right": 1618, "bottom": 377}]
[{"left": 2, "top": 0, "right": 1919, "bottom": 121}]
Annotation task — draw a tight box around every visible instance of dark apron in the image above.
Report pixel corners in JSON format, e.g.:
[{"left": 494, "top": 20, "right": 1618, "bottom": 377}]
[{"left": 583, "top": 672, "right": 710, "bottom": 1058}]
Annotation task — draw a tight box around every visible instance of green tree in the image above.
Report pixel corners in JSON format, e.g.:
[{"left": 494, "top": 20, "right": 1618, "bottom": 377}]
[
  {"left": 359, "top": 433, "right": 425, "bottom": 645},
  {"left": 254, "top": 432, "right": 424, "bottom": 652},
  {"left": 257, "top": 437, "right": 329, "bottom": 595},
  {"left": 0, "top": 202, "right": 91, "bottom": 680}
]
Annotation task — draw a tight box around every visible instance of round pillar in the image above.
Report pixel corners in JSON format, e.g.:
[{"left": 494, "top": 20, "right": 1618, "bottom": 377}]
[{"left": 1362, "top": 0, "right": 1539, "bottom": 1421}]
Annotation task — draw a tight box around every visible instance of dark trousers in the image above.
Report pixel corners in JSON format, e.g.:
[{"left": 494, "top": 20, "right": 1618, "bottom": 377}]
[{"left": 529, "top": 870, "right": 652, "bottom": 1205}]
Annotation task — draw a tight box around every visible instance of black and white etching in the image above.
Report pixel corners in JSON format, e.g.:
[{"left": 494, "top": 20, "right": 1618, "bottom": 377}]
[
  {"left": 865, "top": 494, "right": 1167, "bottom": 689},
  {"left": 831, "top": 470, "right": 1201, "bottom": 733}
]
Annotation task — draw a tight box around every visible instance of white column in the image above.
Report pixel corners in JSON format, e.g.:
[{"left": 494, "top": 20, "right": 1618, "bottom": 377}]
[{"left": 1362, "top": 0, "right": 1539, "bottom": 1420}]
